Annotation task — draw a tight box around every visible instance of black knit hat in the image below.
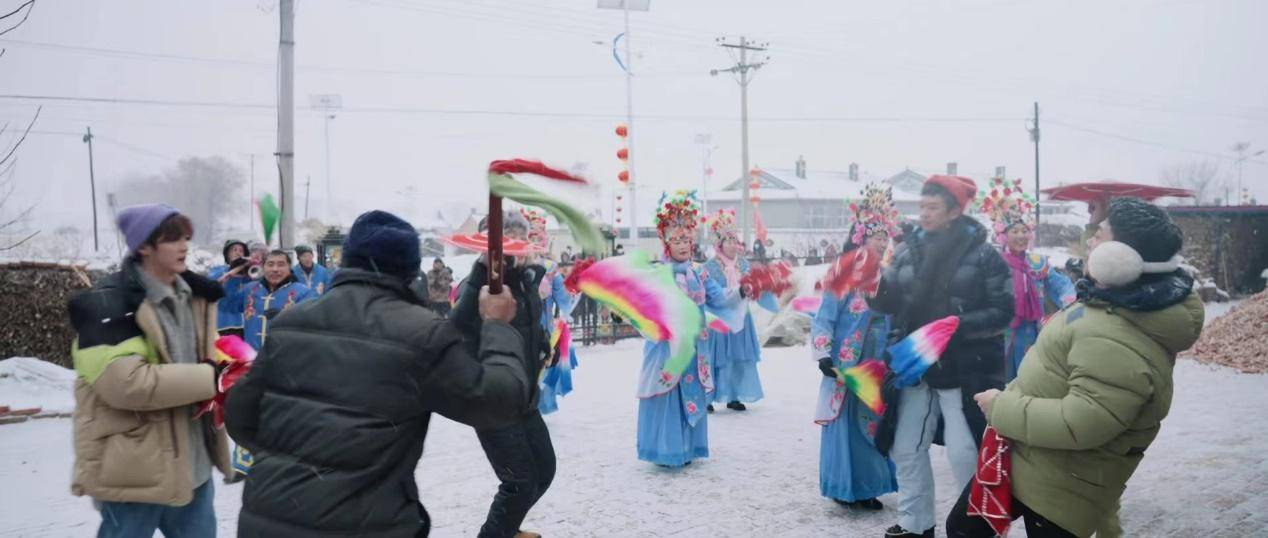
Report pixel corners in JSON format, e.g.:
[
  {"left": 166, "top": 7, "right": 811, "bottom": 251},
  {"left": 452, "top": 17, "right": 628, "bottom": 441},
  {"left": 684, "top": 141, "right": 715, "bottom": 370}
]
[
  {"left": 341, "top": 210, "right": 421, "bottom": 279},
  {"left": 222, "top": 239, "right": 248, "bottom": 263},
  {"left": 1106, "top": 197, "right": 1182, "bottom": 263}
]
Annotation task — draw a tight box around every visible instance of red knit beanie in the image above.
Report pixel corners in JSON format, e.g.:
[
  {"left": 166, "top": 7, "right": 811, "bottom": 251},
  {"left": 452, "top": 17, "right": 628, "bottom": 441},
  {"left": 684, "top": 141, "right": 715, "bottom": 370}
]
[{"left": 924, "top": 175, "right": 978, "bottom": 209}]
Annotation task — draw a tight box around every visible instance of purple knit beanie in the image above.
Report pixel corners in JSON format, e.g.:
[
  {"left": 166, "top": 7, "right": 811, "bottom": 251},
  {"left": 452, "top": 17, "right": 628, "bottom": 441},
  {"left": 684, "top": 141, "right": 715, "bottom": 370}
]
[{"left": 116, "top": 203, "right": 180, "bottom": 253}]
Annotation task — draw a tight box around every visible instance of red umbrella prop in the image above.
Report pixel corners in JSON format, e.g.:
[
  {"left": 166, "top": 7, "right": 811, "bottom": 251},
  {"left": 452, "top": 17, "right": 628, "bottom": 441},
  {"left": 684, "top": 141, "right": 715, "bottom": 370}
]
[
  {"left": 441, "top": 233, "right": 545, "bottom": 257},
  {"left": 1041, "top": 181, "right": 1194, "bottom": 202}
]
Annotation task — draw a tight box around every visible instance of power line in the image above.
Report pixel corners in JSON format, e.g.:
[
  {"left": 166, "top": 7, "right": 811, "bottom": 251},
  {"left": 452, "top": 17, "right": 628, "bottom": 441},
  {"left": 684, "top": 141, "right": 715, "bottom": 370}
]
[
  {"left": 1047, "top": 118, "right": 1268, "bottom": 167},
  {"left": 0, "top": 37, "right": 699, "bottom": 80},
  {"left": 0, "top": 93, "right": 1024, "bottom": 123}
]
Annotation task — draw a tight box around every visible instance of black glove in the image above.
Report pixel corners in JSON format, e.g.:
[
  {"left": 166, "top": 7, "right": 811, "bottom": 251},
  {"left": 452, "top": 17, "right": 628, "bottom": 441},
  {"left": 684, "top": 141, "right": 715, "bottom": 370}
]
[{"left": 818, "top": 357, "right": 837, "bottom": 378}]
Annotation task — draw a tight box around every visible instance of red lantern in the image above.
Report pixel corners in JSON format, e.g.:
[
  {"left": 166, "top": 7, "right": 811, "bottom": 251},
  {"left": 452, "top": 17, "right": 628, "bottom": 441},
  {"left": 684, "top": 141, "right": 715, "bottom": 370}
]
[
  {"left": 617, "top": 148, "right": 629, "bottom": 160},
  {"left": 618, "top": 170, "right": 630, "bottom": 183},
  {"left": 615, "top": 124, "right": 628, "bottom": 137}
]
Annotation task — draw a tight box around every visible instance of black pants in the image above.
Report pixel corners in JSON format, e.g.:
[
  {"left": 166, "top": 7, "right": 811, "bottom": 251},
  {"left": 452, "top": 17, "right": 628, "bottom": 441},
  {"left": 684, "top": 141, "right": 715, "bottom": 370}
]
[
  {"left": 476, "top": 411, "right": 556, "bottom": 538},
  {"left": 945, "top": 481, "right": 1077, "bottom": 538}
]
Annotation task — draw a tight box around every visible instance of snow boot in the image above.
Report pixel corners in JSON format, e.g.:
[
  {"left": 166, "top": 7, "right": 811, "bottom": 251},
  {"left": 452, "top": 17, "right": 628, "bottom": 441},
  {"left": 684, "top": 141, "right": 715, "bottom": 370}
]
[{"left": 884, "top": 524, "right": 933, "bottom": 538}]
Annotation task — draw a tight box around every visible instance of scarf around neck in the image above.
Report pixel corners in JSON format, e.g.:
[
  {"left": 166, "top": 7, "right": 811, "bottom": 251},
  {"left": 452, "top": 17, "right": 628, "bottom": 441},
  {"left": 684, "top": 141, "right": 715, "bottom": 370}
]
[
  {"left": 715, "top": 250, "right": 742, "bottom": 287},
  {"left": 1004, "top": 249, "right": 1044, "bottom": 327}
]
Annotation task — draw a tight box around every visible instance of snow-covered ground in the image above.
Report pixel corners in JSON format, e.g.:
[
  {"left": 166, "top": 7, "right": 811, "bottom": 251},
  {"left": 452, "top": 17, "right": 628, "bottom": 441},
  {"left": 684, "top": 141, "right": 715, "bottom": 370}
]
[
  {"left": 3, "top": 303, "right": 1267, "bottom": 537},
  {"left": 1201, "top": 299, "right": 1245, "bottom": 326},
  {"left": 0, "top": 357, "right": 76, "bottom": 415}
]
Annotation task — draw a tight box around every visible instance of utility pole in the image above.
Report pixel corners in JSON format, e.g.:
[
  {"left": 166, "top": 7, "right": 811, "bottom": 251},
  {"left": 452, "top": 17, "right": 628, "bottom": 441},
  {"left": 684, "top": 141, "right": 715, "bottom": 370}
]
[
  {"left": 695, "top": 133, "right": 714, "bottom": 216},
  {"left": 304, "top": 175, "right": 311, "bottom": 220},
  {"left": 276, "top": 0, "right": 296, "bottom": 249},
  {"left": 82, "top": 126, "right": 99, "bottom": 252},
  {"left": 106, "top": 193, "right": 122, "bottom": 254},
  {"left": 249, "top": 154, "right": 256, "bottom": 234},
  {"left": 1028, "top": 102, "right": 1041, "bottom": 226},
  {"left": 1232, "top": 142, "right": 1264, "bottom": 206},
  {"left": 713, "top": 36, "right": 768, "bottom": 247}
]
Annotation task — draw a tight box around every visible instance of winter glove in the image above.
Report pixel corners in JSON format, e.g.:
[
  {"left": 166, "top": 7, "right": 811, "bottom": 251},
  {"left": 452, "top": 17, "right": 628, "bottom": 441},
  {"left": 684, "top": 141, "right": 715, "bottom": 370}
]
[
  {"left": 818, "top": 357, "right": 838, "bottom": 379},
  {"left": 195, "top": 335, "right": 256, "bottom": 428}
]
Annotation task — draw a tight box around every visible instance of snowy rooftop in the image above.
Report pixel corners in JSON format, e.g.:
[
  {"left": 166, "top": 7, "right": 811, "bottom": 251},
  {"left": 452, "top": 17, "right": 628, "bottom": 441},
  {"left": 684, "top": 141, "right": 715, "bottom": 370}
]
[{"left": 706, "top": 167, "right": 925, "bottom": 203}]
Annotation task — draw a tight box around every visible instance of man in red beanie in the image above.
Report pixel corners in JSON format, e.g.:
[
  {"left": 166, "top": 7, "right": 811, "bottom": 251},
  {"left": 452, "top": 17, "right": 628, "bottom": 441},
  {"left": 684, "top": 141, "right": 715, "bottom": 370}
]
[{"left": 869, "top": 176, "right": 1015, "bottom": 538}]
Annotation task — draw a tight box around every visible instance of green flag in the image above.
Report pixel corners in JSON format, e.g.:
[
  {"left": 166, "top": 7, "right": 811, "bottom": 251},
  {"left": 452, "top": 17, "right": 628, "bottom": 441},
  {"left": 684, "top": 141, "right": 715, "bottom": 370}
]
[{"left": 257, "top": 194, "right": 280, "bottom": 245}]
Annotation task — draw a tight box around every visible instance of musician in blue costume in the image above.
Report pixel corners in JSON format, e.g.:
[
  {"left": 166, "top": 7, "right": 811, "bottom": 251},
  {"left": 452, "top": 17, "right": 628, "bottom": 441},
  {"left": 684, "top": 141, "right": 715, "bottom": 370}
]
[
  {"left": 636, "top": 191, "right": 741, "bottom": 467},
  {"left": 811, "top": 184, "right": 901, "bottom": 510},
  {"left": 702, "top": 209, "right": 764, "bottom": 412}
]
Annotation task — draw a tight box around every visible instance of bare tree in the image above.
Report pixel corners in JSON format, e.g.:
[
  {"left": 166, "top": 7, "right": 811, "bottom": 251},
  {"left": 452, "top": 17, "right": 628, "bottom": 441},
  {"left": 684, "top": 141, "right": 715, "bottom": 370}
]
[
  {"left": 113, "top": 156, "right": 247, "bottom": 245},
  {"left": 0, "top": 1, "right": 40, "bottom": 251},
  {"left": 1161, "top": 160, "right": 1226, "bottom": 205},
  {"left": 298, "top": 217, "right": 329, "bottom": 246},
  {"left": 0, "top": 107, "right": 40, "bottom": 250}
]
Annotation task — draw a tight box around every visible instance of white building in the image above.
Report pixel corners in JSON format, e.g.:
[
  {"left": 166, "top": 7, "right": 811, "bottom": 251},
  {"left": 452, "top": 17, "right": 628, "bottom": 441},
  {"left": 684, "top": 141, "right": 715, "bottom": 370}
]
[{"left": 703, "top": 157, "right": 925, "bottom": 255}]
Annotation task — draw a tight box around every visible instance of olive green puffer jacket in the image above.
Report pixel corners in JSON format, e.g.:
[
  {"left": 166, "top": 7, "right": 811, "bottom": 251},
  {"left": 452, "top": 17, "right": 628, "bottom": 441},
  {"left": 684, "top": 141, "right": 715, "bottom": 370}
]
[{"left": 989, "top": 274, "right": 1204, "bottom": 537}]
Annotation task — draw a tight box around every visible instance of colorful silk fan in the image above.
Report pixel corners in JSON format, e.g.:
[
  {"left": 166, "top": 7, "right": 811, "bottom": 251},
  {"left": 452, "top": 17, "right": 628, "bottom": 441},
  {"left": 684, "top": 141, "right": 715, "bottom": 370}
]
[
  {"left": 741, "top": 261, "right": 795, "bottom": 298},
  {"left": 705, "top": 312, "right": 732, "bottom": 333},
  {"left": 487, "top": 159, "right": 606, "bottom": 254},
  {"left": 887, "top": 316, "right": 960, "bottom": 387},
  {"left": 791, "top": 296, "right": 822, "bottom": 315},
  {"left": 195, "top": 335, "right": 256, "bottom": 428},
  {"left": 550, "top": 317, "right": 572, "bottom": 368},
  {"left": 566, "top": 250, "right": 702, "bottom": 381},
  {"left": 441, "top": 232, "right": 545, "bottom": 256},
  {"left": 822, "top": 248, "right": 882, "bottom": 299},
  {"left": 835, "top": 359, "right": 888, "bottom": 416}
]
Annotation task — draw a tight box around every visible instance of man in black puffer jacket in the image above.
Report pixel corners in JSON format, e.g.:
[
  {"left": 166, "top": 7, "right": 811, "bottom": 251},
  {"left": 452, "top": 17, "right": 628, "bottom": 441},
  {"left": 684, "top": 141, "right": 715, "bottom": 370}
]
[
  {"left": 225, "top": 210, "right": 533, "bottom": 538},
  {"left": 450, "top": 212, "right": 555, "bottom": 538},
  {"left": 869, "top": 175, "right": 1014, "bottom": 538}
]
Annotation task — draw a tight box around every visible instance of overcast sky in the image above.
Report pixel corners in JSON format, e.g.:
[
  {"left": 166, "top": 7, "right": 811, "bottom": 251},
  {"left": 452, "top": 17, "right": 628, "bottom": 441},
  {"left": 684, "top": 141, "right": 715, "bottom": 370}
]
[{"left": 1, "top": 0, "right": 1265, "bottom": 236}]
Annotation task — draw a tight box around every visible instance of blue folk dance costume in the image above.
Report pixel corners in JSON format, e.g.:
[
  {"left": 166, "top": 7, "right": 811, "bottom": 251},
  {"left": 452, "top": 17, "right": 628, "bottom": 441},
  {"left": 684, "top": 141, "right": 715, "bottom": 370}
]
[
  {"left": 538, "top": 270, "right": 579, "bottom": 415},
  {"left": 811, "top": 290, "right": 897, "bottom": 502},
  {"left": 701, "top": 213, "right": 764, "bottom": 406}
]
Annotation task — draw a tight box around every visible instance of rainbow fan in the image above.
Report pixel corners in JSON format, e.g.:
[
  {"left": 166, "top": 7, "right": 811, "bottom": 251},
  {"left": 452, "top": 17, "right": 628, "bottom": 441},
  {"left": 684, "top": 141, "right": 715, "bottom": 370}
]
[
  {"left": 836, "top": 359, "right": 889, "bottom": 416},
  {"left": 550, "top": 318, "right": 572, "bottom": 368},
  {"left": 566, "top": 250, "right": 702, "bottom": 380},
  {"left": 212, "top": 334, "right": 256, "bottom": 364},
  {"left": 196, "top": 335, "right": 256, "bottom": 427},
  {"left": 887, "top": 316, "right": 960, "bottom": 387}
]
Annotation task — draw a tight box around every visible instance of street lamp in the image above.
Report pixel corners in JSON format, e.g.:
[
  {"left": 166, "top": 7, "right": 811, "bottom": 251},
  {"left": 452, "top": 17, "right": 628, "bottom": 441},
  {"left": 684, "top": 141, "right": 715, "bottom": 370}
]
[
  {"left": 309, "top": 94, "right": 342, "bottom": 221},
  {"left": 598, "top": 0, "right": 649, "bottom": 248}
]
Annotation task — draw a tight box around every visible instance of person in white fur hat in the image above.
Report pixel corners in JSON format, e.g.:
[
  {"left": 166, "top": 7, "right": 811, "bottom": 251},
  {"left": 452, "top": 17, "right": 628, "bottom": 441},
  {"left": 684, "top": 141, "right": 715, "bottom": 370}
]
[{"left": 950, "top": 197, "right": 1205, "bottom": 538}]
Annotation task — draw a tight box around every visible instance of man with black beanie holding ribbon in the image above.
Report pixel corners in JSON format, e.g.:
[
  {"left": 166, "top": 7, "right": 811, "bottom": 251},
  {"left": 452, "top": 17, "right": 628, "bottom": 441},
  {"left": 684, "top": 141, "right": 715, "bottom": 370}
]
[
  {"left": 226, "top": 210, "right": 534, "bottom": 537},
  {"left": 948, "top": 197, "right": 1204, "bottom": 538},
  {"left": 451, "top": 211, "right": 556, "bottom": 538}
]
